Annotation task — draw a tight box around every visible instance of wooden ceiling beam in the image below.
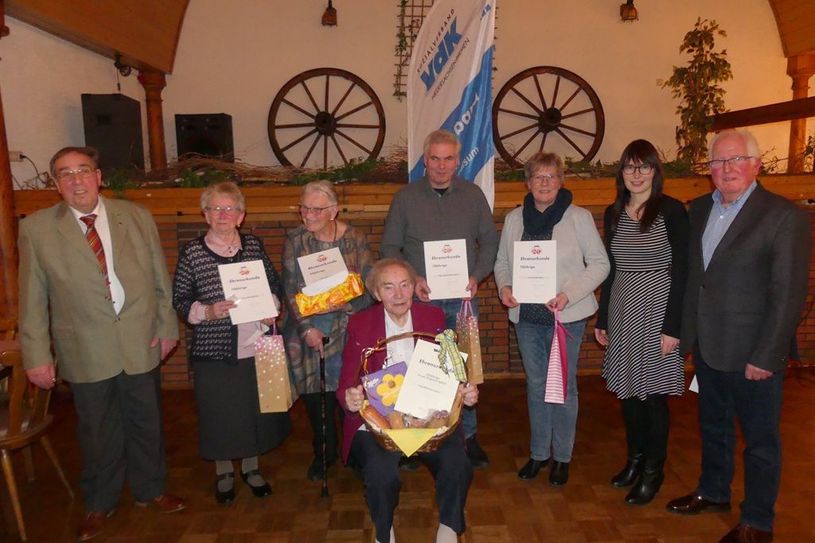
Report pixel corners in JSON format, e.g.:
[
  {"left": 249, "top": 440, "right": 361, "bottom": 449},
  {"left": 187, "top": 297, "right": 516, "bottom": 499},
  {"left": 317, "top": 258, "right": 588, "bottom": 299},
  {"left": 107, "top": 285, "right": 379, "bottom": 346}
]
[
  {"left": 710, "top": 96, "right": 815, "bottom": 131},
  {"left": 5, "top": 0, "right": 189, "bottom": 73}
]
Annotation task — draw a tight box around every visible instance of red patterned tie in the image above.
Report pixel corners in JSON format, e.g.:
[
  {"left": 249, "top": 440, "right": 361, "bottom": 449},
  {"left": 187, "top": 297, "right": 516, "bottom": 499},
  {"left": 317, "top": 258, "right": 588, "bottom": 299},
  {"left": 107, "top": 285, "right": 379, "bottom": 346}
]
[{"left": 80, "top": 214, "right": 111, "bottom": 297}]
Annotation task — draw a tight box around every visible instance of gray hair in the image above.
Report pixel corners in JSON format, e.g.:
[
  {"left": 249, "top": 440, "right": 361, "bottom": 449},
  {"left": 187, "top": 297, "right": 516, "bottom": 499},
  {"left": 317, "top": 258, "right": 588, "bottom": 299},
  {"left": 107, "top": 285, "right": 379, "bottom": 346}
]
[
  {"left": 200, "top": 181, "right": 245, "bottom": 211},
  {"left": 50, "top": 146, "right": 99, "bottom": 177},
  {"left": 366, "top": 258, "right": 417, "bottom": 296},
  {"left": 708, "top": 129, "right": 761, "bottom": 160},
  {"left": 422, "top": 129, "right": 461, "bottom": 156},
  {"left": 301, "top": 179, "right": 338, "bottom": 206}
]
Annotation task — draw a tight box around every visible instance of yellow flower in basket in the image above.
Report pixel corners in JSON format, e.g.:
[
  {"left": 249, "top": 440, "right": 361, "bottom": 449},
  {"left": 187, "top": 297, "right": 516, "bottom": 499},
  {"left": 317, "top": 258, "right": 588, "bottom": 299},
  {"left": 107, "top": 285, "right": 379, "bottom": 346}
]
[
  {"left": 295, "top": 272, "right": 364, "bottom": 317},
  {"left": 376, "top": 374, "right": 404, "bottom": 407}
]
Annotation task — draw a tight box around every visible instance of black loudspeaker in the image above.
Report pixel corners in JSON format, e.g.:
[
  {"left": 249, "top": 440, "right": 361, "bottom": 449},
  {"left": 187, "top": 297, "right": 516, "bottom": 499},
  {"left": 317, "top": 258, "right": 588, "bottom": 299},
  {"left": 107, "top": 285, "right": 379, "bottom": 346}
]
[
  {"left": 175, "top": 113, "right": 234, "bottom": 161},
  {"left": 81, "top": 93, "right": 145, "bottom": 172}
]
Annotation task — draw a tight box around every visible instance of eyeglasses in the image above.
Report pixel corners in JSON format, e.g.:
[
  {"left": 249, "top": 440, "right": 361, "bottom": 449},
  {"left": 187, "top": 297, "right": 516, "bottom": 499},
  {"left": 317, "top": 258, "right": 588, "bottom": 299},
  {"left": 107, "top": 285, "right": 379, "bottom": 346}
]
[
  {"left": 55, "top": 166, "right": 97, "bottom": 182},
  {"left": 706, "top": 156, "right": 755, "bottom": 170},
  {"left": 622, "top": 163, "right": 654, "bottom": 175},
  {"left": 204, "top": 206, "right": 242, "bottom": 214},
  {"left": 528, "top": 174, "right": 559, "bottom": 184},
  {"left": 299, "top": 204, "right": 334, "bottom": 215}
]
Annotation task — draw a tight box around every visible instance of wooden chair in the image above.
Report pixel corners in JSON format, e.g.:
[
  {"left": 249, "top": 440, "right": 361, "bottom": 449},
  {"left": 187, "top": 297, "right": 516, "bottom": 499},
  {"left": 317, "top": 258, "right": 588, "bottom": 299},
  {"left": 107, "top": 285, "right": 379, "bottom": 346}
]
[{"left": 0, "top": 348, "right": 74, "bottom": 541}]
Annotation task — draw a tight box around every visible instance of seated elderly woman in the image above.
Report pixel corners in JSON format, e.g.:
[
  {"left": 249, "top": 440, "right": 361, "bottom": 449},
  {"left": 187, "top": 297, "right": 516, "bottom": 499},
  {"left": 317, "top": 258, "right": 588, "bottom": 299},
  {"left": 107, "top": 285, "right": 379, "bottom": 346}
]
[
  {"left": 337, "top": 258, "right": 478, "bottom": 543},
  {"left": 172, "top": 181, "right": 291, "bottom": 505}
]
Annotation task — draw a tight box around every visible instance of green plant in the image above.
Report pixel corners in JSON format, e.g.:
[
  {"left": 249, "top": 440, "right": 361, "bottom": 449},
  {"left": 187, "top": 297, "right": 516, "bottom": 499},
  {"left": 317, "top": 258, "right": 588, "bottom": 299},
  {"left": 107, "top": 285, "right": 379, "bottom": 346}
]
[
  {"left": 104, "top": 168, "right": 139, "bottom": 196},
  {"left": 177, "top": 168, "right": 232, "bottom": 188},
  {"left": 291, "top": 157, "right": 385, "bottom": 185},
  {"left": 804, "top": 134, "right": 815, "bottom": 172},
  {"left": 661, "top": 18, "right": 733, "bottom": 169}
]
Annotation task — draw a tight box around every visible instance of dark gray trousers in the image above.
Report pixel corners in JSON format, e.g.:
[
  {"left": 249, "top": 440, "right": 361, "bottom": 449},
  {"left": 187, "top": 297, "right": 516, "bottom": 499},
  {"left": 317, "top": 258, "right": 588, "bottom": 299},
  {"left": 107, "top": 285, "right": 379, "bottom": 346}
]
[
  {"left": 350, "top": 428, "right": 472, "bottom": 542},
  {"left": 71, "top": 367, "right": 167, "bottom": 512}
]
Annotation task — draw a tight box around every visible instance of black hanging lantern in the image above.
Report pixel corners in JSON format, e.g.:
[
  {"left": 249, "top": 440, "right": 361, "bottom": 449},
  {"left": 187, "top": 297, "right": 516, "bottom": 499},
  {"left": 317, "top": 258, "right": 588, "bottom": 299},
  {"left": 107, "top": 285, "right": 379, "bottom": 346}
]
[
  {"left": 322, "top": 1, "right": 337, "bottom": 26},
  {"left": 620, "top": 0, "right": 638, "bottom": 22}
]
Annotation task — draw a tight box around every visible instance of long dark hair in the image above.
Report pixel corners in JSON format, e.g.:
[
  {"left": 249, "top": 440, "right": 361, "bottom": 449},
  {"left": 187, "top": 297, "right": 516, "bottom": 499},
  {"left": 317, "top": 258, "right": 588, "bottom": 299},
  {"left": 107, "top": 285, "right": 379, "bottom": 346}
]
[{"left": 609, "top": 139, "right": 665, "bottom": 236}]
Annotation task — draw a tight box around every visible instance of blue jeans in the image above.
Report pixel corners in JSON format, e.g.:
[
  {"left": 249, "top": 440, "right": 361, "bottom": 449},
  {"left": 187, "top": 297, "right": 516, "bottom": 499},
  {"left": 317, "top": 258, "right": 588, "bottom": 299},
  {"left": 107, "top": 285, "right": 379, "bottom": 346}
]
[
  {"left": 515, "top": 319, "right": 586, "bottom": 463},
  {"left": 694, "top": 350, "right": 784, "bottom": 532},
  {"left": 430, "top": 297, "right": 479, "bottom": 439}
]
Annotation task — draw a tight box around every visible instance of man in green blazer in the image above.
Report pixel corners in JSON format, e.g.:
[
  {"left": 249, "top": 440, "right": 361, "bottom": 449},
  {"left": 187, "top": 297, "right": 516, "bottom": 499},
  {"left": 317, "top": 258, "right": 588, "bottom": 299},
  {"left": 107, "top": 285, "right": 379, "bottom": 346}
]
[{"left": 18, "top": 147, "right": 185, "bottom": 541}]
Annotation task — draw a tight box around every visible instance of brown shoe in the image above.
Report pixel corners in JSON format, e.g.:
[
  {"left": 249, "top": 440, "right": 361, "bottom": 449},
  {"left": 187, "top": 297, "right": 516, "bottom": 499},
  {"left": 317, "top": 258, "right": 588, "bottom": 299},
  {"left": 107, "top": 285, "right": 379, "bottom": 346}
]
[
  {"left": 135, "top": 493, "right": 186, "bottom": 514},
  {"left": 76, "top": 510, "right": 115, "bottom": 542},
  {"left": 719, "top": 524, "right": 773, "bottom": 543},
  {"left": 666, "top": 492, "right": 731, "bottom": 515}
]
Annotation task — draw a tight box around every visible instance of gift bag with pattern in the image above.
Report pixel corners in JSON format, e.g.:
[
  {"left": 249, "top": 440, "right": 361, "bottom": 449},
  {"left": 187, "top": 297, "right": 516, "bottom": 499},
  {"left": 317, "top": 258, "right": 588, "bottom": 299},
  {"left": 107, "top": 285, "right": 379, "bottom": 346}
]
[
  {"left": 456, "top": 299, "right": 484, "bottom": 384},
  {"left": 254, "top": 324, "right": 294, "bottom": 413},
  {"left": 544, "top": 309, "right": 568, "bottom": 404}
]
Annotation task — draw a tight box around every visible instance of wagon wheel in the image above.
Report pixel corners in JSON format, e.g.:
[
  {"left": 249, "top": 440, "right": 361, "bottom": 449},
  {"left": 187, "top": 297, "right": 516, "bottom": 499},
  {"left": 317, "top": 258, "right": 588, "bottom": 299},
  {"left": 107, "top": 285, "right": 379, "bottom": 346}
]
[
  {"left": 492, "top": 66, "right": 605, "bottom": 168},
  {"left": 268, "top": 68, "right": 386, "bottom": 170}
]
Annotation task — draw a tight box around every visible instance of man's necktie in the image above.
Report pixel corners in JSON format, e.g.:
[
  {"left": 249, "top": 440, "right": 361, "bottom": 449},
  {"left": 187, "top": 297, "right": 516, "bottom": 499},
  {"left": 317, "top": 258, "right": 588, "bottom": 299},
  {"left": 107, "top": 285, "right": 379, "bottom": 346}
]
[{"left": 80, "top": 214, "right": 111, "bottom": 297}]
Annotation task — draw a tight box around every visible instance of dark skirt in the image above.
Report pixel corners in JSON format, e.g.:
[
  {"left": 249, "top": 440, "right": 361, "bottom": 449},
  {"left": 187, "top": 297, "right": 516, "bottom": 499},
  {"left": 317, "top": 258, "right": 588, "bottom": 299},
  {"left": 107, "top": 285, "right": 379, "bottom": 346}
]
[{"left": 192, "top": 356, "right": 291, "bottom": 460}]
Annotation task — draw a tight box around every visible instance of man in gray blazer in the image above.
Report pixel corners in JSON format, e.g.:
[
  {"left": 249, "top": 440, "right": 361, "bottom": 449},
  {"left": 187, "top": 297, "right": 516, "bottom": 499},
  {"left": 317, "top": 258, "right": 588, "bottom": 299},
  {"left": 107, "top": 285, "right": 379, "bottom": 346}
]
[
  {"left": 666, "top": 130, "right": 811, "bottom": 543},
  {"left": 19, "top": 147, "right": 185, "bottom": 541}
]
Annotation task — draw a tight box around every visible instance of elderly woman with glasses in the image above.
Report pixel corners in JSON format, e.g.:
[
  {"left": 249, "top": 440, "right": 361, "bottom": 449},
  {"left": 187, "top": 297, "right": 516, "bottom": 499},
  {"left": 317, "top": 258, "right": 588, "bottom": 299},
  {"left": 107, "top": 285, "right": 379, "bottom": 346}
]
[
  {"left": 594, "top": 139, "right": 689, "bottom": 505},
  {"left": 282, "top": 180, "right": 373, "bottom": 480},
  {"left": 494, "top": 151, "right": 609, "bottom": 486},
  {"left": 172, "top": 181, "right": 291, "bottom": 505}
]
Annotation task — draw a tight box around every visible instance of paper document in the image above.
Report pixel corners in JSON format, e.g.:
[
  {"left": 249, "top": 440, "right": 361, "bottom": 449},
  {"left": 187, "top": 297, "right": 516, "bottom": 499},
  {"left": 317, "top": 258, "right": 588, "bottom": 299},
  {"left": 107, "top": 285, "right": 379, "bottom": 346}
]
[
  {"left": 218, "top": 260, "right": 278, "bottom": 325},
  {"left": 395, "top": 339, "right": 462, "bottom": 419},
  {"left": 423, "top": 239, "right": 469, "bottom": 300},
  {"left": 512, "top": 240, "right": 556, "bottom": 303},
  {"left": 297, "top": 247, "right": 348, "bottom": 287}
]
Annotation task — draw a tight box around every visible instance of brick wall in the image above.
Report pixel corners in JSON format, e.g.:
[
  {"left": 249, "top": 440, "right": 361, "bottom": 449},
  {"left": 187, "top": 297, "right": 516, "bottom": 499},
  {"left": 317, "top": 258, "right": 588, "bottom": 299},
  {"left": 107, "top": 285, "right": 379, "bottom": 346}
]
[
  {"left": 13, "top": 180, "right": 815, "bottom": 388},
  {"left": 157, "top": 204, "right": 815, "bottom": 390}
]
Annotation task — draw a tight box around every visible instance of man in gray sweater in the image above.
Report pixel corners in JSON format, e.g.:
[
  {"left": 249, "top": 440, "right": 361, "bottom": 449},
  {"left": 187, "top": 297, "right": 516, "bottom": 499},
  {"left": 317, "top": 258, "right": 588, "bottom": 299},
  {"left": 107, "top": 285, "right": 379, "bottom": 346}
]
[{"left": 381, "top": 129, "right": 499, "bottom": 467}]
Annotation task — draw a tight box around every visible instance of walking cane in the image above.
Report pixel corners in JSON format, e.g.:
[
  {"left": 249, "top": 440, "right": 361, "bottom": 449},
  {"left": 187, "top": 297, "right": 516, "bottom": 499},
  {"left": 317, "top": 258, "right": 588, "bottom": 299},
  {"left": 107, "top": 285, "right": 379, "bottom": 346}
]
[{"left": 319, "top": 336, "right": 330, "bottom": 497}]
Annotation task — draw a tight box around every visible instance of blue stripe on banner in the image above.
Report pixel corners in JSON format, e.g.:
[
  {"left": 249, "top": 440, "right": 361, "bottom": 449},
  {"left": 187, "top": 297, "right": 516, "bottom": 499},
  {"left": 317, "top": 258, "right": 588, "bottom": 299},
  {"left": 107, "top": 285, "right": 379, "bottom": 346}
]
[{"left": 409, "top": 46, "right": 494, "bottom": 182}]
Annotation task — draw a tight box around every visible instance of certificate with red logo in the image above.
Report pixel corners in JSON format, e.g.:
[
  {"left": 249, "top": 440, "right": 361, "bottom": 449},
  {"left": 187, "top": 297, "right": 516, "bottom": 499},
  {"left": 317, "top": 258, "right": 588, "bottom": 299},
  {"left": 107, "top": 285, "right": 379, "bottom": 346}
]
[
  {"left": 423, "top": 239, "right": 469, "bottom": 300},
  {"left": 297, "top": 248, "right": 348, "bottom": 287},
  {"left": 512, "top": 241, "right": 556, "bottom": 303},
  {"left": 218, "top": 260, "right": 278, "bottom": 325}
]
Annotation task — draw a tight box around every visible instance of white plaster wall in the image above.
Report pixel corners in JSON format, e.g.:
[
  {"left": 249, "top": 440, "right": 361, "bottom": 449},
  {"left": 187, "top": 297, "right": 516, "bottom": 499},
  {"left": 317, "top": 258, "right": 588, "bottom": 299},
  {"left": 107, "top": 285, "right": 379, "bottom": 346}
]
[
  {"left": 1, "top": 0, "right": 800, "bottom": 186},
  {"left": 1, "top": 19, "right": 146, "bottom": 186}
]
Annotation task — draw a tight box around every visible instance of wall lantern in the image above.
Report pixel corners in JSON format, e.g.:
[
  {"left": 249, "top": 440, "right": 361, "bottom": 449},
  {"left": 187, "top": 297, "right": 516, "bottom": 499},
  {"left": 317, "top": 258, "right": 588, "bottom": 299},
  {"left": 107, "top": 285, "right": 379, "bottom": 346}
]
[
  {"left": 620, "top": 0, "right": 638, "bottom": 22},
  {"left": 322, "top": 1, "right": 337, "bottom": 26}
]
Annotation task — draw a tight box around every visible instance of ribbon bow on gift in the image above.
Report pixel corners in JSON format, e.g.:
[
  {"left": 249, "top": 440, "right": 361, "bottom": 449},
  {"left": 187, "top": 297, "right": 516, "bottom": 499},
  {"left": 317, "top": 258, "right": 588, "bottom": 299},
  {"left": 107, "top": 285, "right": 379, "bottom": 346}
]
[{"left": 435, "top": 329, "right": 467, "bottom": 382}]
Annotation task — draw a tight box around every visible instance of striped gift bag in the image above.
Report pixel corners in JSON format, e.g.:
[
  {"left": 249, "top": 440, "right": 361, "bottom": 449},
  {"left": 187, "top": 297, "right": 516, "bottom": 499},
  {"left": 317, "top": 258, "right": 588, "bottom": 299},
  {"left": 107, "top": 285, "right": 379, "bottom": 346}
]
[{"left": 544, "top": 310, "right": 569, "bottom": 404}]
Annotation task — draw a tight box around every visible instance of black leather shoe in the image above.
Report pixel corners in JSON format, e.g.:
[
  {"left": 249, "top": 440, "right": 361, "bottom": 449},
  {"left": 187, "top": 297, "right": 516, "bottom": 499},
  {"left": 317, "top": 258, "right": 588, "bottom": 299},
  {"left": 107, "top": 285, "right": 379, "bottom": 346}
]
[
  {"left": 611, "top": 454, "right": 644, "bottom": 487},
  {"left": 666, "top": 492, "right": 731, "bottom": 515},
  {"left": 215, "top": 473, "right": 235, "bottom": 505},
  {"left": 719, "top": 523, "right": 773, "bottom": 543},
  {"left": 517, "top": 458, "right": 548, "bottom": 480},
  {"left": 625, "top": 468, "right": 664, "bottom": 505},
  {"left": 549, "top": 461, "right": 569, "bottom": 486},
  {"left": 240, "top": 469, "right": 272, "bottom": 498},
  {"left": 466, "top": 436, "right": 490, "bottom": 469}
]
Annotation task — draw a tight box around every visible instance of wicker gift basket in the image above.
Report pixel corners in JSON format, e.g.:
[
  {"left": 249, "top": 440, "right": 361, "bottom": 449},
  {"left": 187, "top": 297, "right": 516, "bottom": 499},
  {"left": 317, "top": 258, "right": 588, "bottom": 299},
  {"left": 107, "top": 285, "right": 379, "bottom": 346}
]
[{"left": 358, "top": 331, "right": 465, "bottom": 455}]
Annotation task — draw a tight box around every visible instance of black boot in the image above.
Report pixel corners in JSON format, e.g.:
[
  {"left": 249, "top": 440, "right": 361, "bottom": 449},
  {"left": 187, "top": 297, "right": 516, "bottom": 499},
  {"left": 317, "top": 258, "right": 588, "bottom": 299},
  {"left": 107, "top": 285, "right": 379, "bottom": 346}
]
[
  {"left": 626, "top": 395, "right": 669, "bottom": 505},
  {"left": 625, "top": 461, "right": 664, "bottom": 505},
  {"left": 611, "top": 452, "right": 644, "bottom": 487},
  {"left": 613, "top": 398, "right": 646, "bottom": 487}
]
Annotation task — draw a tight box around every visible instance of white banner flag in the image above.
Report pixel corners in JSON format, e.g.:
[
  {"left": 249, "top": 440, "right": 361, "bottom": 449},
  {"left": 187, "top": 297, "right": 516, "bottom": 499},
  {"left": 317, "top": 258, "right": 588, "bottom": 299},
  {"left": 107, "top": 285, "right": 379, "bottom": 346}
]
[{"left": 407, "top": 0, "right": 496, "bottom": 208}]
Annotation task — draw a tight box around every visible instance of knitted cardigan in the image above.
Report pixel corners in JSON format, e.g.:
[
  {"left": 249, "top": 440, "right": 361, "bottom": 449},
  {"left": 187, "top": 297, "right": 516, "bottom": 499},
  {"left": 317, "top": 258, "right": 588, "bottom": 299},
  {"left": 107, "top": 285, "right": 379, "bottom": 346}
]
[{"left": 172, "top": 233, "right": 282, "bottom": 362}]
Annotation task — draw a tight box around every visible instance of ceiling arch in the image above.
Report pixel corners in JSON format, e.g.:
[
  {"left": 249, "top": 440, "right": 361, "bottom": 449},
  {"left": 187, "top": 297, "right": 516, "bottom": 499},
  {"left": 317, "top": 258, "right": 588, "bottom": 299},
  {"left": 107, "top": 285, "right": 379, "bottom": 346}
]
[
  {"left": 768, "top": 0, "right": 815, "bottom": 57},
  {"left": 5, "top": 1, "right": 815, "bottom": 76}
]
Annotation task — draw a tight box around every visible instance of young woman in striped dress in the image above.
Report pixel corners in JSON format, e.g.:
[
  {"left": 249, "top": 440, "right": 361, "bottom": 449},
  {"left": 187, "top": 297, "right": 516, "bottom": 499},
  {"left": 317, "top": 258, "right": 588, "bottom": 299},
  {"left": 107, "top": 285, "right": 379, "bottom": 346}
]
[{"left": 595, "top": 139, "right": 689, "bottom": 505}]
